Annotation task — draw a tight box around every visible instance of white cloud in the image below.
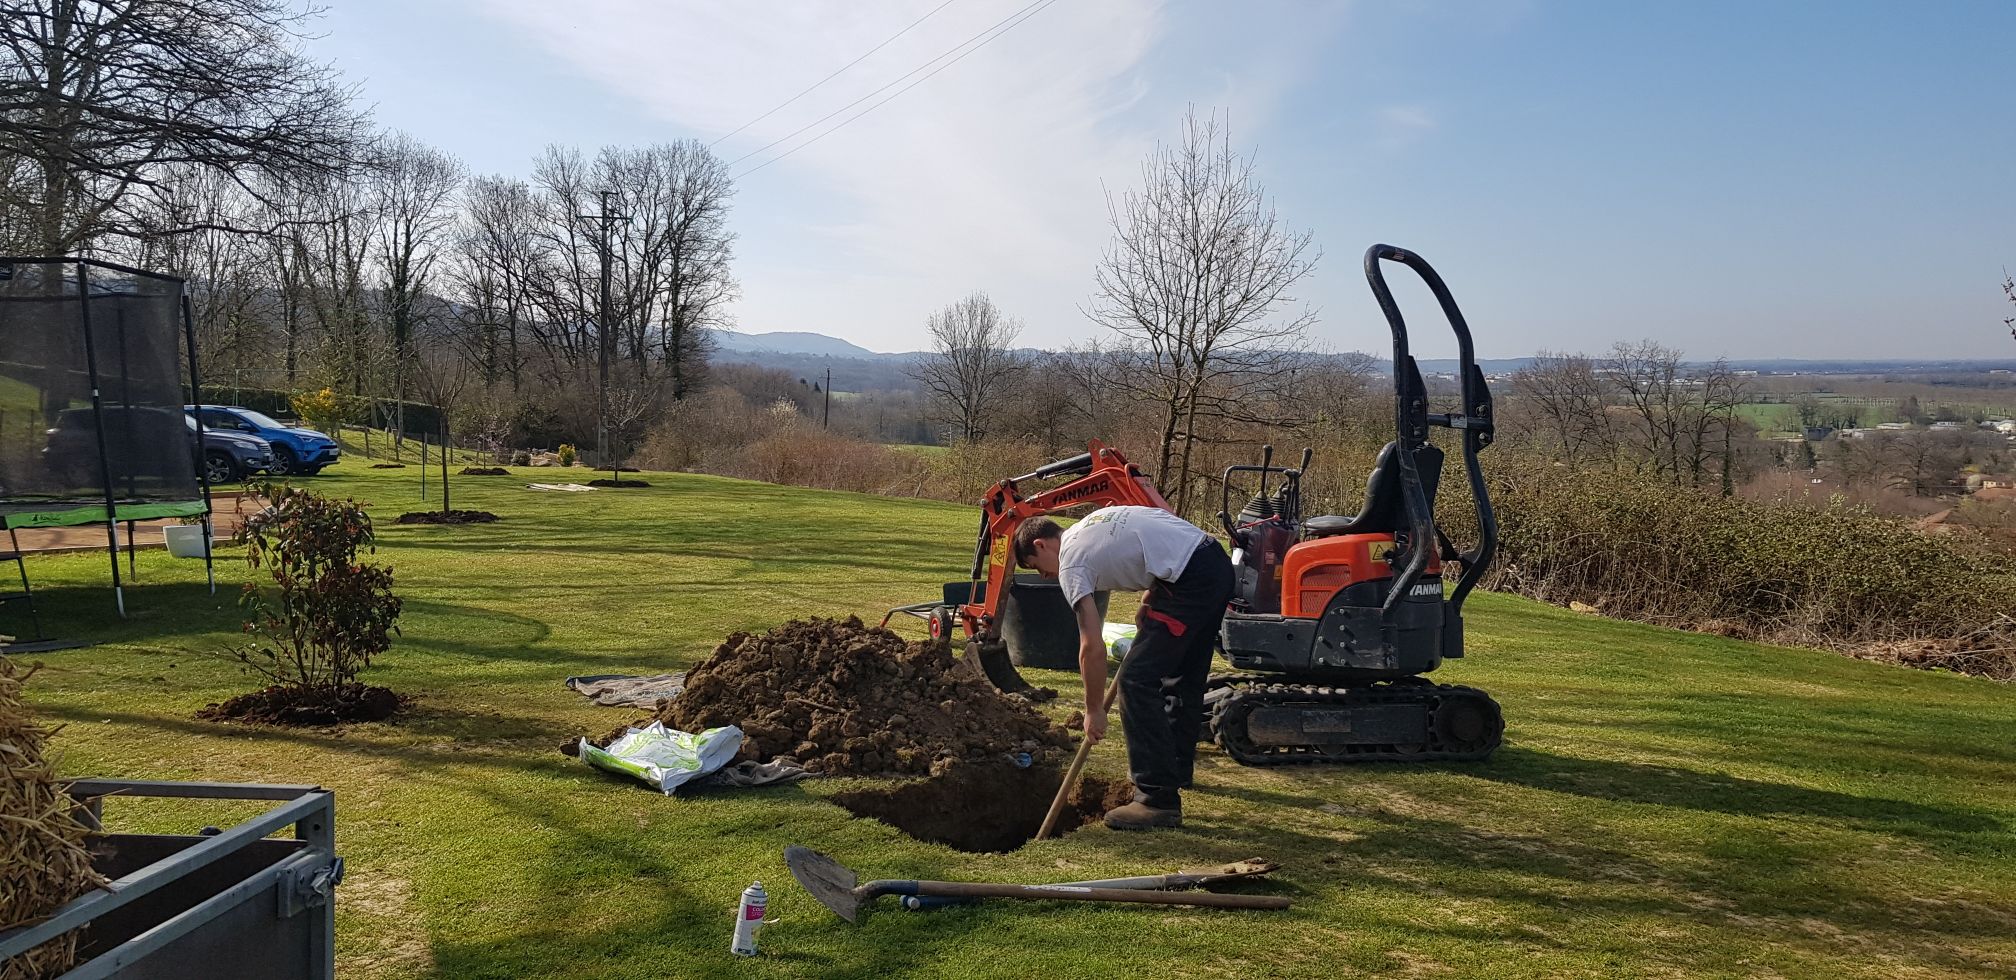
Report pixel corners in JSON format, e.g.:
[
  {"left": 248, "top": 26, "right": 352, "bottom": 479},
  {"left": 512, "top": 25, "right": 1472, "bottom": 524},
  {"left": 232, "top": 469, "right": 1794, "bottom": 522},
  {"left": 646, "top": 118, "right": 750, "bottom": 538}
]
[
  {"left": 464, "top": 0, "right": 1183, "bottom": 348},
  {"left": 1375, "top": 103, "right": 1438, "bottom": 152}
]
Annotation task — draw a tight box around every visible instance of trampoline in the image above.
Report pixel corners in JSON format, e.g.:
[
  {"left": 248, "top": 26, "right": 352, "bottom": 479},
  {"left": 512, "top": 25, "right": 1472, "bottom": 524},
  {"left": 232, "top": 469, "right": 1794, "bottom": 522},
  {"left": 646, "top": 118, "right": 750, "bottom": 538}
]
[{"left": 0, "top": 257, "right": 216, "bottom": 616}]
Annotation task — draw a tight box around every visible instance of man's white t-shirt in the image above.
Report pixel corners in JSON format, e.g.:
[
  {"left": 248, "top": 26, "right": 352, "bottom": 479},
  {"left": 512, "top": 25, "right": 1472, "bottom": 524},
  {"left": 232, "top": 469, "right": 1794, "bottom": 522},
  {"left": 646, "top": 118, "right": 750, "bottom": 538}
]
[{"left": 1055, "top": 506, "right": 1209, "bottom": 607}]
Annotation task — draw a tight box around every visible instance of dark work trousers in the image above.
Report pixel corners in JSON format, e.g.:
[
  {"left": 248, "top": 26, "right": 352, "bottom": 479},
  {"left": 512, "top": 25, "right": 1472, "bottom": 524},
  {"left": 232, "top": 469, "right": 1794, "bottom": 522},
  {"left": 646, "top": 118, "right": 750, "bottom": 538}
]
[{"left": 1120, "top": 538, "right": 1234, "bottom": 810}]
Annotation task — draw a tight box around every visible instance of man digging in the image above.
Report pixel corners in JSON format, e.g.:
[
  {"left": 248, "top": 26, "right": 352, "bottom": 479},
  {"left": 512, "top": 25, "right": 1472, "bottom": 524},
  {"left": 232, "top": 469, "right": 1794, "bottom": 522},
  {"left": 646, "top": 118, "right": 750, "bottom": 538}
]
[{"left": 1015, "top": 506, "right": 1235, "bottom": 831}]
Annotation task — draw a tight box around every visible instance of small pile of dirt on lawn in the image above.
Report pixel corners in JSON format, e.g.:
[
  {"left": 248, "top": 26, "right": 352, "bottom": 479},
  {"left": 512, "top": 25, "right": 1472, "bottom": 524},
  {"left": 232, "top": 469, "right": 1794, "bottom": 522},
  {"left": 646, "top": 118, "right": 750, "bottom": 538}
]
[
  {"left": 197, "top": 683, "right": 404, "bottom": 725},
  {"left": 459, "top": 466, "right": 509, "bottom": 476},
  {"left": 395, "top": 510, "right": 500, "bottom": 525},
  {"left": 587, "top": 478, "right": 650, "bottom": 488},
  {"left": 659, "top": 616, "right": 1073, "bottom": 776},
  {"left": 369, "top": 462, "right": 407, "bottom": 469}
]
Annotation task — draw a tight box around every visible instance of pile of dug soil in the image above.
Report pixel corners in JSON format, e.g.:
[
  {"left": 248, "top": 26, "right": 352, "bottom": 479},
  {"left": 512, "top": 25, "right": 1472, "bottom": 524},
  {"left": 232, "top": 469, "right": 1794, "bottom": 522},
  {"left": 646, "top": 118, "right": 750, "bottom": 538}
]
[
  {"left": 369, "top": 462, "right": 406, "bottom": 469},
  {"left": 395, "top": 510, "right": 500, "bottom": 524},
  {"left": 197, "top": 683, "right": 403, "bottom": 725},
  {"left": 659, "top": 616, "right": 1073, "bottom": 776},
  {"left": 587, "top": 478, "right": 650, "bottom": 488},
  {"left": 459, "top": 466, "right": 510, "bottom": 476}
]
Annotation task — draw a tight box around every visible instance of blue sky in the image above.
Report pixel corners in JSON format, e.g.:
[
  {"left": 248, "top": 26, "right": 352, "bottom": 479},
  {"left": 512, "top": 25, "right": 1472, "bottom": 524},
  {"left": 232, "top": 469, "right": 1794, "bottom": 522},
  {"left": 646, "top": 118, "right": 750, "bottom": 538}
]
[{"left": 313, "top": 1, "right": 2015, "bottom": 360}]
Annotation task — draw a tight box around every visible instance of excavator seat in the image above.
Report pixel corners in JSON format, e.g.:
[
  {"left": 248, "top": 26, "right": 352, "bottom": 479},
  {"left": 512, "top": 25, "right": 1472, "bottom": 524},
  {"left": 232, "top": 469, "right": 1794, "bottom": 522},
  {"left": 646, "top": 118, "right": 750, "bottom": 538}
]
[{"left": 1303, "top": 442, "right": 1445, "bottom": 539}]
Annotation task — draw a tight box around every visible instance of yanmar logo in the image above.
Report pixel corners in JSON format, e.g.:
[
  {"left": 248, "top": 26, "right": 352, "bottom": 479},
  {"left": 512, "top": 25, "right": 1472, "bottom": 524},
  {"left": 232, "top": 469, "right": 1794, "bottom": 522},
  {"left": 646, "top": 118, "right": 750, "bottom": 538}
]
[
  {"left": 1409, "top": 582, "right": 1443, "bottom": 597},
  {"left": 1055, "top": 477, "right": 1111, "bottom": 504}
]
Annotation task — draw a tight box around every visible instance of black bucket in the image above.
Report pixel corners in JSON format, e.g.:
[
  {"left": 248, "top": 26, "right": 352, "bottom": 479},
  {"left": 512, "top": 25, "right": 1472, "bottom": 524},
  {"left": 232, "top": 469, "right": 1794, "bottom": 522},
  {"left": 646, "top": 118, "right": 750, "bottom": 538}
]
[{"left": 1000, "top": 577, "right": 1109, "bottom": 671}]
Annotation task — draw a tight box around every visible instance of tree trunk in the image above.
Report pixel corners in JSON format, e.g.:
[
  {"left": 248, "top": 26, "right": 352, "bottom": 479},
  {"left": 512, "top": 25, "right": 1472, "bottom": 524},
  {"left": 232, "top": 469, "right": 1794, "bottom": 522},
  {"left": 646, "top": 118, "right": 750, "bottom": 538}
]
[{"left": 440, "top": 424, "right": 450, "bottom": 513}]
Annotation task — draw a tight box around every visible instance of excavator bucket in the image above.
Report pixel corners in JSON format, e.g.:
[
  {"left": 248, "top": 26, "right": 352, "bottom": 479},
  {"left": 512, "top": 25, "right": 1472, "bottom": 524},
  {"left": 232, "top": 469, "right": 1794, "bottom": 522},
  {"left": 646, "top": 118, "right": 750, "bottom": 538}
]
[{"left": 959, "top": 639, "right": 1055, "bottom": 701}]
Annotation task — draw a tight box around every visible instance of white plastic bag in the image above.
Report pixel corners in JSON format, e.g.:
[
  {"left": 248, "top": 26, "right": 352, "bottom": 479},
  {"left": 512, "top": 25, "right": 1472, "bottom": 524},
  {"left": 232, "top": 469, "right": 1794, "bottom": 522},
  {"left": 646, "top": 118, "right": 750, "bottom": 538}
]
[
  {"left": 577, "top": 722, "right": 743, "bottom": 795},
  {"left": 1102, "top": 622, "right": 1138, "bottom": 660}
]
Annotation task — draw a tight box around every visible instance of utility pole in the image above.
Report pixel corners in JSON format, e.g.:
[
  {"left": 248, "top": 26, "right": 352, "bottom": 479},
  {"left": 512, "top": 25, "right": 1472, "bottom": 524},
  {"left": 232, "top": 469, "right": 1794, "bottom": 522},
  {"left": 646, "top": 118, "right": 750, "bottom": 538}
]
[
  {"left": 579, "top": 190, "right": 625, "bottom": 469},
  {"left": 823, "top": 368, "right": 831, "bottom": 429}
]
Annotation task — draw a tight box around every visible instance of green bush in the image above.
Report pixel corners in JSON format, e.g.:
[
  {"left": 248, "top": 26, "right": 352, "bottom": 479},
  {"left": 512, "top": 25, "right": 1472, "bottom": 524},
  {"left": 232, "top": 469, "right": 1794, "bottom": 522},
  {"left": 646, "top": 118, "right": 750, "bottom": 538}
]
[
  {"left": 1443, "top": 456, "right": 2016, "bottom": 662},
  {"left": 223, "top": 484, "right": 402, "bottom": 692}
]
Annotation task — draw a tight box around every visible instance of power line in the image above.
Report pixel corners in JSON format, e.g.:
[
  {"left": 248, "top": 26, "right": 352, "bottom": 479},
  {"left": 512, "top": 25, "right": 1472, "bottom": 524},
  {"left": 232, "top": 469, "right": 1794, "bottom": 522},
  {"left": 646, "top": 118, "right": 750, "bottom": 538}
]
[
  {"left": 736, "top": 0, "right": 1058, "bottom": 180},
  {"left": 726, "top": 0, "right": 1058, "bottom": 174},
  {"left": 709, "top": 0, "right": 963, "bottom": 149}
]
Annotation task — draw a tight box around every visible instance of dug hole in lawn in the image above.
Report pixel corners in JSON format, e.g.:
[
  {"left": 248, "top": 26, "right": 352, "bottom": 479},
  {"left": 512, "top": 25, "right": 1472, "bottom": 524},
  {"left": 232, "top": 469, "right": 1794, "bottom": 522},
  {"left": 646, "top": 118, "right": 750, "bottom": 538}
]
[{"left": 588, "top": 616, "right": 1130, "bottom": 851}]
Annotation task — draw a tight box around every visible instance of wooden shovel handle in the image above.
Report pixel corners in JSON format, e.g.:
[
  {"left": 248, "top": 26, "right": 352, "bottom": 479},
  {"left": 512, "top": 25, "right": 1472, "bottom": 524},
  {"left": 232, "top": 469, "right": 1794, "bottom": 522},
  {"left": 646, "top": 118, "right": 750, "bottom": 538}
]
[
  {"left": 1034, "top": 660, "right": 1129, "bottom": 841},
  {"left": 912, "top": 879, "right": 1289, "bottom": 910}
]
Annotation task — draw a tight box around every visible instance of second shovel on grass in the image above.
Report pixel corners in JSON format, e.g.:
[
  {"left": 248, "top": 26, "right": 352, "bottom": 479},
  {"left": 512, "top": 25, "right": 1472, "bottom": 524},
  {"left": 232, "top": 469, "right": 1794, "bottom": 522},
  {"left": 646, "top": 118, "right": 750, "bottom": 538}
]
[{"left": 785, "top": 846, "right": 1290, "bottom": 923}]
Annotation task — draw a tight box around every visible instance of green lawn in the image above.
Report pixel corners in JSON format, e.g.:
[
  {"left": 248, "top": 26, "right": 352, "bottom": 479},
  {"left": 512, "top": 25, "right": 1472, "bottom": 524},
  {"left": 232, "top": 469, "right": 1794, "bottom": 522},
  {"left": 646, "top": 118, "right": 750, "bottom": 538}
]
[{"left": 13, "top": 465, "right": 2016, "bottom": 979}]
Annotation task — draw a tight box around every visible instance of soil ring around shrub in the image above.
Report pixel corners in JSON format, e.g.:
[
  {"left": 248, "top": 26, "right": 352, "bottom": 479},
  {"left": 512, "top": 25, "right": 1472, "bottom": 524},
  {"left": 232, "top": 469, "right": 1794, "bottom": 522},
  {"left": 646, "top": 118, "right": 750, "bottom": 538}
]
[
  {"left": 459, "top": 466, "right": 509, "bottom": 476},
  {"left": 369, "top": 462, "right": 406, "bottom": 469},
  {"left": 197, "top": 683, "right": 404, "bottom": 726},
  {"left": 587, "top": 479, "right": 651, "bottom": 488},
  {"left": 395, "top": 510, "right": 501, "bottom": 525}
]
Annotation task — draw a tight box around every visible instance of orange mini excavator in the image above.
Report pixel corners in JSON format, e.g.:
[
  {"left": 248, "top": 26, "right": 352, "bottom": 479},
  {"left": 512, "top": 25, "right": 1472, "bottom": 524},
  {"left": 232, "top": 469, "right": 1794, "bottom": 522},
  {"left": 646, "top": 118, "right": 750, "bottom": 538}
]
[
  {"left": 880, "top": 439, "right": 1171, "bottom": 700},
  {"left": 1205, "top": 244, "right": 1503, "bottom": 764},
  {"left": 885, "top": 245, "right": 1502, "bottom": 766}
]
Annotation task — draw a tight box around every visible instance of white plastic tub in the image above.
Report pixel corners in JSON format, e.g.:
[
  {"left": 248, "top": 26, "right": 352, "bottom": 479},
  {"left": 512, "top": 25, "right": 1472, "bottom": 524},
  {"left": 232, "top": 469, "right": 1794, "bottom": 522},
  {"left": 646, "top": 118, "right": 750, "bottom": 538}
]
[{"left": 163, "top": 523, "right": 209, "bottom": 559}]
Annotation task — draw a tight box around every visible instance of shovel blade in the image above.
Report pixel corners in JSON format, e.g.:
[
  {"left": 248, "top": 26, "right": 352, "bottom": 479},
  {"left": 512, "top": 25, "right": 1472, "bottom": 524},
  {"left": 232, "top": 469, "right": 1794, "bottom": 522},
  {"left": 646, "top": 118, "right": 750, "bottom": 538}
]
[{"left": 785, "top": 845, "right": 865, "bottom": 923}]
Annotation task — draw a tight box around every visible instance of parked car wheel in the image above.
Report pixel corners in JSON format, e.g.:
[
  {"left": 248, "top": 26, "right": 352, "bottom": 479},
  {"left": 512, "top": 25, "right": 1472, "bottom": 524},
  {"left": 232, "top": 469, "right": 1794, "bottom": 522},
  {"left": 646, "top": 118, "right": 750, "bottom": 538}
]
[
  {"left": 269, "top": 444, "right": 298, "bottom": 476},
  {"left": 202, "top": 450, "right": 239, "bottom": 485}
]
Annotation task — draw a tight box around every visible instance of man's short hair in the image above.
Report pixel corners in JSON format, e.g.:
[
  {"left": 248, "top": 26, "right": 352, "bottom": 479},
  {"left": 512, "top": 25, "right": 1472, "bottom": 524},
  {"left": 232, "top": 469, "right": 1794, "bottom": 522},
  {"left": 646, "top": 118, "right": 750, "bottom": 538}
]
[{"left": 1013, "top": 518, "right": 1063, "bottom": 567}]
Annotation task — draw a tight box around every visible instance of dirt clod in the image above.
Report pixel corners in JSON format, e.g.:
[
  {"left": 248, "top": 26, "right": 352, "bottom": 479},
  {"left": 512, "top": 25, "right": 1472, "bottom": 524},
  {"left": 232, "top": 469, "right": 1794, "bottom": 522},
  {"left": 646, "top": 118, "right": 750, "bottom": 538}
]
[
  {"left": 586, "top": 479, "right": 650, "bottom": 488},
  {"left": 832, "top": 759, "right": 1134, "bottom": 852},
  {"left": 369, "top": 463, "right": 406, "bottom": 469},
  {"left": 394, "top": 510, "right": 500, "bottom": 525},
  {"left": 656, "top": 616, "right": 1073, "bottom": 776},
  {"left": 459, "top": 466, "right": 509, "bottom": 476},
  {"left": 197, "top": 683, "right": 403, "bottom": 726}
]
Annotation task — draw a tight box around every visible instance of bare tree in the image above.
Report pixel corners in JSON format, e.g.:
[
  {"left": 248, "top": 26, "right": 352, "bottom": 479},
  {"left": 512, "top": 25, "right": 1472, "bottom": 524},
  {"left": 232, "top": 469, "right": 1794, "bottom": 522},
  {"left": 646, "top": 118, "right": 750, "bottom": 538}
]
[
  {"left": 447, "top": 175, "right": 541, "bottom": 390},
  {"left": 909, "top": 291, "right": 1025, "bottom": 443},
  {"left": 1679, "top": 358, "right": 1750, "bottom": 494},
  {"left": 131, "top": 166, "right": 270, "bottom": 387},
  {"left": 412, "top": 345, "right": 472, "bottom": 513},
  {"left": 1607, "top": 340, "right": 1690, "bottom": 481},
  {"left": 0, "top": 0, "right": 370, "bottom": 254},
  {"left": 1883, "top": 431, "right": 1965, "bottom": 497},
  {"left": 374, "top": 133, "right": 464, "bottom": 443},
  {"left": 2003, "top": 270, "right": 2015, "bottom": 343},
  {"left": 519, "top": 141, "right": 734, "bottom": 397},
  {"left": 602, "top": 372, "right": 662, "bottom": 480},
  {"left": 290, "top": 174, "right": 378, "bottom": 396},
  {"left": 600, "top": 142, "right": 734, "bottom": 398},
  {"left": 1085, "top": 107, "right": 1319, "bottom": 512},
  {"left": 1511, "top": 352, "right": 1619, "bottom": 466}
]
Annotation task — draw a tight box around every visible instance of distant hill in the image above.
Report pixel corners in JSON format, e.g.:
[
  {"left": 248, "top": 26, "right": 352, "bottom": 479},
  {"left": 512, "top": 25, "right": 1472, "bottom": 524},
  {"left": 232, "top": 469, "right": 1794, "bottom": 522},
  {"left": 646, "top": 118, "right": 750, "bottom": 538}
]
[
  {"left": 705, "top": 328, "right": 2016, "bottom": 392},
  {"left": 709, "top": 329, "right": 892, "bottom": 360}
]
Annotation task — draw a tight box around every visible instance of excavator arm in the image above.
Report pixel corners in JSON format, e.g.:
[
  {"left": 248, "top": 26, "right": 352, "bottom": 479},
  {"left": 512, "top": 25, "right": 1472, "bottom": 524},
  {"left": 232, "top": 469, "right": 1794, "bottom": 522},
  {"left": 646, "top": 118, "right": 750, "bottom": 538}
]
[{"left": 960, "top": 439, "right": 1170, "bottom": 639}]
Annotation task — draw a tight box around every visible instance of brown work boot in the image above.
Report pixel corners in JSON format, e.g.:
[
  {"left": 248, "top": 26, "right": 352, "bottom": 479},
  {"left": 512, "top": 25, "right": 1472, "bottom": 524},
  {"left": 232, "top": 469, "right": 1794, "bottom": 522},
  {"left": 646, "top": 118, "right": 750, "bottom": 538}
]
[{"left": 1104, "top": 801, "right": 1182, "bottom": 831}]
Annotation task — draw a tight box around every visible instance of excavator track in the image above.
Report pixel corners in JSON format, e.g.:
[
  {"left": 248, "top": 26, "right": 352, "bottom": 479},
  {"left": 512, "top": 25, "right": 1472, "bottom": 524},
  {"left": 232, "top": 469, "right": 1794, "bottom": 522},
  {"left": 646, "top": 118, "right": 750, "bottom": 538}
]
[{"left": 1205, "top": 675, "right": 1502, "bottom": 765}]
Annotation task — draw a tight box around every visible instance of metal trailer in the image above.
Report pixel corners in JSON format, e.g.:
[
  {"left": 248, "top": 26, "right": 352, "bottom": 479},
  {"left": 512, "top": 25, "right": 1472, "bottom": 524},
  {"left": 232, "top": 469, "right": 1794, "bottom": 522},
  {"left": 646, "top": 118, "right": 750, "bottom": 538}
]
[{"left": 0, "top": 780, "right": 342, "bottom": 980}]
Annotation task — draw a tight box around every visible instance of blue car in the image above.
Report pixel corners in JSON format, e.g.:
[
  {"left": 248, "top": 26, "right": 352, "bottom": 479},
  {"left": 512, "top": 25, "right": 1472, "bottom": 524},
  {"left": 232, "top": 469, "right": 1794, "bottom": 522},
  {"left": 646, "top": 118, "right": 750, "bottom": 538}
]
[{"left": 186, "top": 405, "right": 341, "bottom": 476}]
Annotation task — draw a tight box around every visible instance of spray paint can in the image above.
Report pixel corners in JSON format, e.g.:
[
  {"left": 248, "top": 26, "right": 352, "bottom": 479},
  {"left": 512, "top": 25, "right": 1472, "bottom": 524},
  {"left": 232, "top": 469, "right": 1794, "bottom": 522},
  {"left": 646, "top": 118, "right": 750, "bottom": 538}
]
[{"left": 731, "top": 881, "right": 767, "bottom": 956}]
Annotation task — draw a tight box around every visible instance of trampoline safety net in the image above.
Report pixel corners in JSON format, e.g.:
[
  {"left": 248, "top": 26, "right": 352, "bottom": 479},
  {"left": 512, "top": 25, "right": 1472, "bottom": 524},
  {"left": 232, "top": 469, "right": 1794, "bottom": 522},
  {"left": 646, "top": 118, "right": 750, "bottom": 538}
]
[{"left": 0, "top": 258, "right": 206, "bottom": 529}]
